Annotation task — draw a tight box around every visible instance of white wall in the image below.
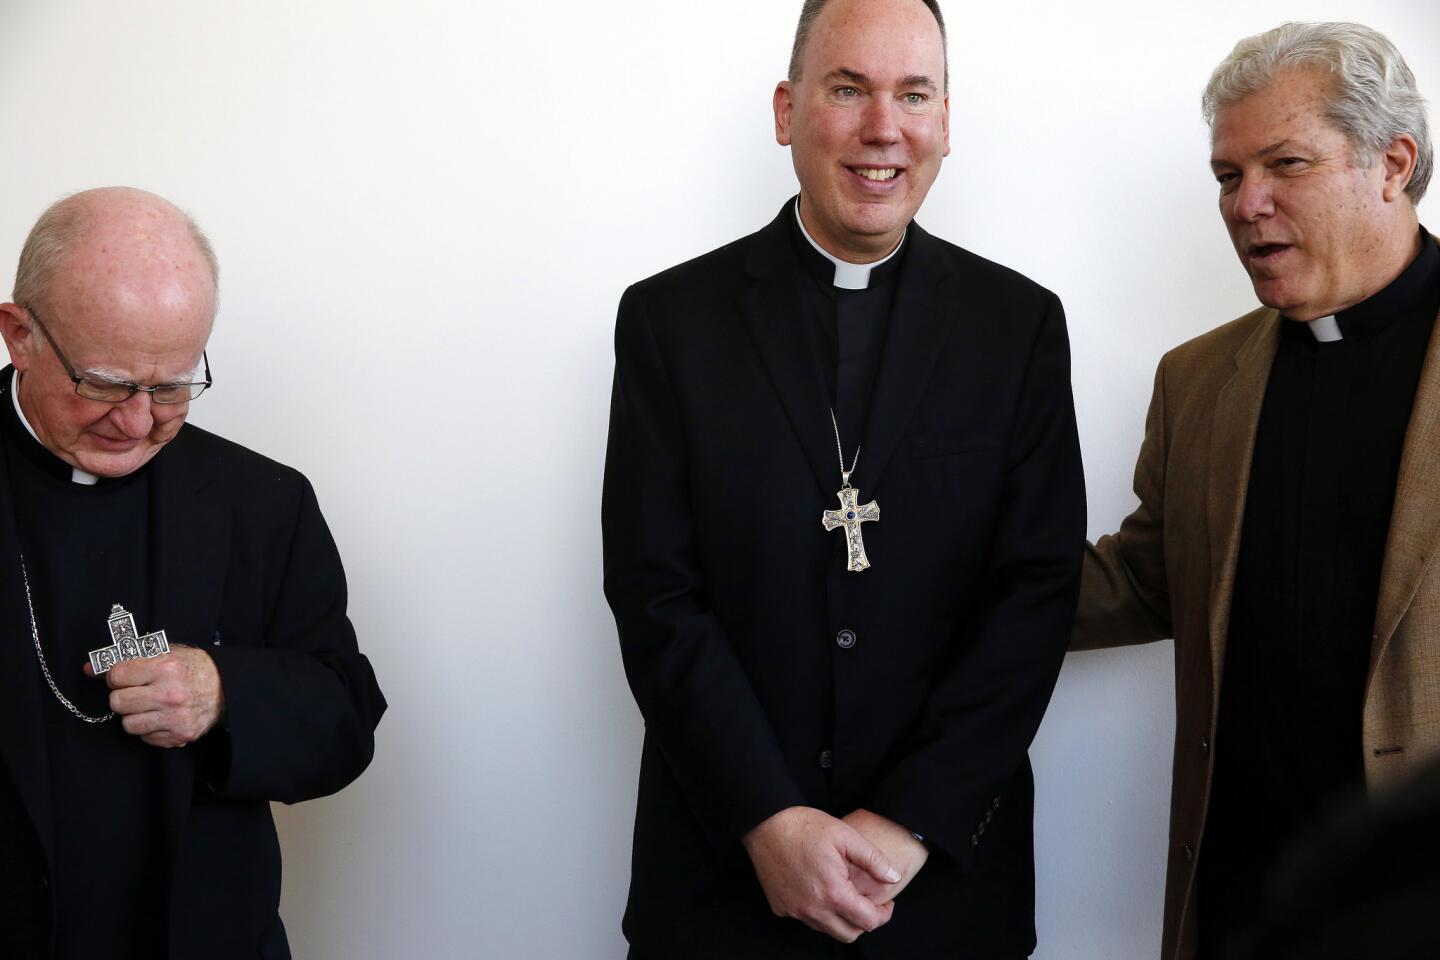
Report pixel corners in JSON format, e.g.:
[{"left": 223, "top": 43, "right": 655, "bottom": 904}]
[{"left": 2, "top": 2, "right": 1436, "bottom": 957}]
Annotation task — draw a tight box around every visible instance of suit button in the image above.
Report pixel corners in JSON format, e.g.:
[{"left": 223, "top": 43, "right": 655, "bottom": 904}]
[
  {"left": 836, "top": 629, "right": 857, "bottom": 650},
  {"left": 1182, "top": 842, "right": 1194, "bottom": 863},
  {"left": 818, "top": 750, "right": 834, "bottom": 769}
]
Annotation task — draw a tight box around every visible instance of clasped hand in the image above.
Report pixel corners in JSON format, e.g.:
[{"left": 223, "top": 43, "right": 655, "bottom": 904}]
[
  {"left": 742, "top": 806, "right": 929, "bottom": 943},
  {"left": 84, "top": 646, "right": 225, "bottom": 748}
]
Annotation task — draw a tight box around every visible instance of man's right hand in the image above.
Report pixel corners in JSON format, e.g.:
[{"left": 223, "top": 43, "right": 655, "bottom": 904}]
[{"left": 741, "top": 806, "right": 901, "bottom": 943}]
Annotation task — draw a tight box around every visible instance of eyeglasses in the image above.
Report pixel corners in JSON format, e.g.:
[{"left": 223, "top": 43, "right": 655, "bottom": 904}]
[{"left": 23, "top": 306, "right": 213, "bottom": 404}]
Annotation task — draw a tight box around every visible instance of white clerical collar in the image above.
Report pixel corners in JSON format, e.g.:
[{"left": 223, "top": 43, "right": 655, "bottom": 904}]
[
  {"left": 794, "top": 198, "right": 905, "bottom": 290},
  {"left": 1307, "top": 315, "right": 1343, "bottom": 343},
  {"left": 10, "top": 369, "right": 99, "bottom": 485}
]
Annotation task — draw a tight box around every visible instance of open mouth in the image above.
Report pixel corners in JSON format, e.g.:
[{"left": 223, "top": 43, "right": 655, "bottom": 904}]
[
  {"left": 1248, "top": 242, "right": 1291, "bottom": 261},
  {"left": 848, "top": 166, "right": 902, "bottom": 185}
]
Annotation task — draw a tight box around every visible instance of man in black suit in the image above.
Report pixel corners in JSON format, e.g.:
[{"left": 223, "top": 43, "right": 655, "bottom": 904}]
[
  {"left": 602, "top": 1, "right": 1084, "bottom": 957},
  {"left": 0, "top": 186, "right": 385, "bottom": 960}
]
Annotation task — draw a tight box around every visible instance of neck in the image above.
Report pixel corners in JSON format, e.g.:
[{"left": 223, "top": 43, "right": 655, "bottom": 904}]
[{"left": 1295, "top": 217, "right": 1425, "bottom": 322}]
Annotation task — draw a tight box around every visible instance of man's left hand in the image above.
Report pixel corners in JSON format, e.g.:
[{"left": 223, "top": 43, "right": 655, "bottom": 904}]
[
  {"left": 843, "top": 809, "right": 929, "bottom": 905},
  {"left": 85, "top": 647, "right": 225, "bottom": 748}
]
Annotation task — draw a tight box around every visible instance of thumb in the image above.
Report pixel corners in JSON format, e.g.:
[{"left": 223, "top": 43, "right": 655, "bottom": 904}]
[{"left": 842, "top": 829, "right": 901, "bottom": 885}]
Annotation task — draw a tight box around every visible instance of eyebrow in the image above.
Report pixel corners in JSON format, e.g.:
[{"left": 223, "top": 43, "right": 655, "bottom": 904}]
[
  {"left": 825, "top": 68, "right": 869, "bottom": 85},
  {"left": 823, "top": 68, "right": 939, "bottom": 93},
  {"left": 1211, "top": 138, "right": 1316, "bottom": 169}
]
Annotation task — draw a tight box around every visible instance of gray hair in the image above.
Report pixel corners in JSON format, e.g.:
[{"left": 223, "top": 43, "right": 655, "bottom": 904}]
[
  {"left": 1202, "top": 21, "right": 1432, "bottom": 204},
  {"left": 788, "top": 0, "right": 948, "bottom": 92},
  {"left": 12, "top": 191, "right": 221, "bottom": 315}
]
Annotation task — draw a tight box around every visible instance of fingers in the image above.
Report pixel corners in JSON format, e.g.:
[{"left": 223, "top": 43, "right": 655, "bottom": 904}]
[
  {"left": 798, "top": 885, "right": 893, "bottom": 942},
  {"left": 830, "top": 882, "right": 892, "bottom": 934},
  {"left": 120, "top": 711, "right": 165, "bottom": 737},
  {"left": 848, "top": 863, "right": 896, "bottom": 904},
  {"left": 841, "top": 828, "right": 901, "bottom": 885},
  {"left": 104, "top": 657, "right": 163, "bottom": 689}
]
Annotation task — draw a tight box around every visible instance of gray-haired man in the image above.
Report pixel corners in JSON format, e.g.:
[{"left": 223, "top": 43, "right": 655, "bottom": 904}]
[{"left": 1073, "top": 22, "right": 1437, "bottom": 960}]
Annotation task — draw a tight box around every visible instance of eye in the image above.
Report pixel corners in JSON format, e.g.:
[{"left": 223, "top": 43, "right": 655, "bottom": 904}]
[
  {"left": 1214, "top": 171, "right": 1238, "bottom": 186},
  {"left": 835, "top": 86, "right": 860, "bottom": 99},
  {"left": 904, "top": 93, "right": 927, "bottom": 105}
]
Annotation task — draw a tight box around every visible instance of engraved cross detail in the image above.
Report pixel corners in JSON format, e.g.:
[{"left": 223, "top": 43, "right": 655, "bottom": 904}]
[
  {"left": 822, "top": 486, "right": 880, "bottom": 573},
  {"left": 88, "top": 605, "right": 170, "bottom": 676}
]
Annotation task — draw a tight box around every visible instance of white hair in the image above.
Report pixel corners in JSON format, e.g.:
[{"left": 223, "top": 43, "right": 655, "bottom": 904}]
[{"left": 1202, "top": 21, "right": 1432, "bottom": 203}]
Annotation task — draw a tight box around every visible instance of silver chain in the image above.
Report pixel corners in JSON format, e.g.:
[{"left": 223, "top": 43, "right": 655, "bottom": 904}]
[
  {"left": 18, "top": 555, "right": 114, "bottom": 723},
  {"left": 829, "top": 409, "right": 861, "bottom": 489}
]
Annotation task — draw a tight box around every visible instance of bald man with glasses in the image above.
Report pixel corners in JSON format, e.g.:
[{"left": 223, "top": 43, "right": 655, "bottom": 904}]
[{"left": 0, "top": 187, "right": 385, "bottom": 960}]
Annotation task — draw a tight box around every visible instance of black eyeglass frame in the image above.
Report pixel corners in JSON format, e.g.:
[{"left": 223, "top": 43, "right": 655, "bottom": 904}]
[{"left": 22, "top": 306, "right": 213, "bottom": 404}]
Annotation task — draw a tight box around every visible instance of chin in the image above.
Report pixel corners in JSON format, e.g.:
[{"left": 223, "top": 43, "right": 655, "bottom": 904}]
[{"left": 76, "top": 445, "right": 163, "bottom": 479}]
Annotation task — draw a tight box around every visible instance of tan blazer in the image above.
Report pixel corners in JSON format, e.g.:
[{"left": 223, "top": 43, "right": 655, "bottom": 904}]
[{"left": 1075, "top": 244, "right": 1440, "bottom": 960}]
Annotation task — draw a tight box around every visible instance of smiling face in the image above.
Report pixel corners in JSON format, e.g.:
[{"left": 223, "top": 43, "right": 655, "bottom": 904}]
[
  {"left": 1210, "top": 68, "right": 1421, "bottom": 321},
  {"left": 775, "top": 0, "right": 950, "bottom": 262},
  {"left": 0, "top": 189, "right": 215, "bottom": 477}
]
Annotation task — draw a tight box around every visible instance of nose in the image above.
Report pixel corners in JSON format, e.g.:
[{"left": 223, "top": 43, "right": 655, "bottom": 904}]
[
  {"left": 1230, "top": 174, "right": 1275, "bottom": 223},
  {"left": 107, "top": 391, "right": 155, "bottom": 439},
  {"left": 859, "top": 96, "right": 901, "bottom": 145}
]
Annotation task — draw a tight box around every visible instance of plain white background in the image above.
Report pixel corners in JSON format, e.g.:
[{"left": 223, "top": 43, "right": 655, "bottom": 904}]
[{"left": 2, "top": 1, "right": 1437, "bottom": 957}]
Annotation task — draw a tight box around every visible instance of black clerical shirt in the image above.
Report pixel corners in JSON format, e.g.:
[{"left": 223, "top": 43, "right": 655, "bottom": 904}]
[
  {"left": 786, "top": 204, "right": 908, "bottom": 461},
  {"left": 0, "top": 390, "right": 168, "bottom": 960},
  {"left": 1200, "top": 229, "right": 1440, "bottom": 952}
]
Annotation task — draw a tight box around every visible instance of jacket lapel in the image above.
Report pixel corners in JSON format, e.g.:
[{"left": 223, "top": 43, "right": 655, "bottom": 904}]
[
  {"left": 0, "top": 369, "right": 54, "bottom": 861},
  {"left": 1205, "top": 310, "right": 1281, "bottom": 701},
  {"left": 1371, "top": 297, "right": 1440, "bottom": 670},
  {"left": 740, "top": 205, "right": 842, "bottom": 496},
  {"left": 148, "top": 426, "right": 232, "bottom": 852},
  {"left": 857, "top": 222, "right": 956, "bottom": 497}
]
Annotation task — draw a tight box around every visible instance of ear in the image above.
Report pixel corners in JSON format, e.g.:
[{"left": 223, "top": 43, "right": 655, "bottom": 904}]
[
  {"left": 941, "top": 93, "right": 951, "bottom": 157},
  {"left": 1380, "top": 133, "right": 1419, "bottom": 203},
  {"left": 774, "top": 81, "right": 796, "bottom": 147},
  {"left": 0, "top": 303, "right": 37, "bottom": 372}
]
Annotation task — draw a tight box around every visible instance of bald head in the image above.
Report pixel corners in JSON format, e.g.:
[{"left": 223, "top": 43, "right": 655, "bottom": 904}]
[{"left": 13, "top": 187, "right": 219, "bottom": 325}]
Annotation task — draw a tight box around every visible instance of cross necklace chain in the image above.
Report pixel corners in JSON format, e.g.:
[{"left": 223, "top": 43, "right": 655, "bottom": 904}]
[
  {"left": 19, "top": 555, "right": 171, "bottom": 724},
  {"left": 821, "top": 410, "right": 880, "bottom": 572}
]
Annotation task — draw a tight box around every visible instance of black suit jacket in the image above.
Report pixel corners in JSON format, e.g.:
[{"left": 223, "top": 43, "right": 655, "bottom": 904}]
[
  {"left": 0, "top": 368, "right": 386, "bottom": 960},
  {"left": 603, "top": 202, "right": 1085, "bottom": 958}
]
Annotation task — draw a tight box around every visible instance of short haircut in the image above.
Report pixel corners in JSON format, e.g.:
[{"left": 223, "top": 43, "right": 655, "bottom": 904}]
[
  {"left": 788, "top": 0, "right": 949, "bottom": 92},
  {"left": 12, "top": 192, "right": 221, "bottom": 314},
  {"left": 1202, "top": 21, "right": 1433, "bottom": 204}
]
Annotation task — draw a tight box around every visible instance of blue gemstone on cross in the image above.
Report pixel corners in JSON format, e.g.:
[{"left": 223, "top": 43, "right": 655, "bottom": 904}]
[{"left": 847, "top": 511, "right": 857, "bottom": 520}]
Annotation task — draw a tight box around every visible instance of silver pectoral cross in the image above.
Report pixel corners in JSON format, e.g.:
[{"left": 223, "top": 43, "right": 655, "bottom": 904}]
[
  {"left": 822, "top": 486, "right": 880, "bottom": 573},
  {"left": 88, "top": 605, "right": 170, "bottom": 676}
]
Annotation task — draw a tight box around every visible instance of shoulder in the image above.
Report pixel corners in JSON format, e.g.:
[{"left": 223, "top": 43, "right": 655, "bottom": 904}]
[
  {"left": 623, "top": 230, "right": 757, "bottom": 310},
  {"left": 167, "top": 423, "right": 314, "bottom": 502},
  {"left": 1160, "top": 304, "right": 1275, "bottom": 374},
  {"left": 926, "top": 231, "right": 1060, "bottom": 310}
]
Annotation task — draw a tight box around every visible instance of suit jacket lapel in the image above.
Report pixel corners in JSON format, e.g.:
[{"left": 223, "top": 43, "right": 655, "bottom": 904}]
[
  {"left": 148, "top": 427, "right": 232, "bottom": 851},
  {"left": 0, "top": 371, "right": 54, "bottom": 861},
  {"left": 1206, "top": 310, "right": 1281, "bottom": 700},
  {"left": 1372, "top": 298, "right": 1440, "bottom": 670},
  {"left": 741, "top": 206, "right": 841, "bottom": 496},
  {"left": 858, "top": 222, "right": 957, "bottom": 497}
]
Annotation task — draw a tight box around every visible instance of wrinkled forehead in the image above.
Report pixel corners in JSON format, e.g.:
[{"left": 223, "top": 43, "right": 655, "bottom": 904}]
[{"left": 1210, "top": 70, "right": 1342, "bottom": 155}]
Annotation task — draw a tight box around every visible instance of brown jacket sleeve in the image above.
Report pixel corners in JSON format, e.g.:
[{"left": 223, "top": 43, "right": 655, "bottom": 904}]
[{"left": 1073, "top": 356, "right": 1174, "bottom": 650}]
